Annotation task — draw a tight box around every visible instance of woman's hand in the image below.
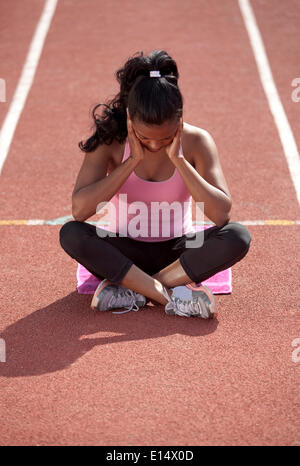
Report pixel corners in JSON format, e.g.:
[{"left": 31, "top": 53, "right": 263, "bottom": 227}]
[
  {"left": 126, "top": 109, "right": 144, "bottom": 163},
  {"left": 165, "top": 117, "right": 184, "bottom": 161}
]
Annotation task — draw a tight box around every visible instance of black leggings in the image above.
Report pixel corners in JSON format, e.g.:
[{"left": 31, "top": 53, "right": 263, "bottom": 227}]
[{"left": 59, "top": 221, "right": 251, "bottom": 285}]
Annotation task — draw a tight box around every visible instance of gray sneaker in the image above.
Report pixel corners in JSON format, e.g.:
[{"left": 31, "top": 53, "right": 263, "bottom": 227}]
[
  {"left": 163, "top": 284, "right": 216, "bottom": 318},
  {"left": 91, "top": 279, "right": 147, "bottom": 314}
]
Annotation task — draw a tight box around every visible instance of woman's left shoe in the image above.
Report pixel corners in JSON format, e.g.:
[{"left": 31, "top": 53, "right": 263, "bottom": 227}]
[
  {"left": 91, "top": 279, "right": 147, "bottom": 314},
  {"left": 163, "top": 284, "right": 216, "bottom": 318}
]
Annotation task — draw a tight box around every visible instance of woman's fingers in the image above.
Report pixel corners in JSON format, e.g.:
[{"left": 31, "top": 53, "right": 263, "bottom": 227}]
[
  {"left": 126, "top": 108, "right": 144, "bottom": 161},
  {"left": 126, "top": 109, "right": 132, "bottom": 130},
  {"left": 165, "top": 118, "right": 184, "bottom": 160},
  {"left": 177, "top": 117, "right": 183, "bottom": 137}
]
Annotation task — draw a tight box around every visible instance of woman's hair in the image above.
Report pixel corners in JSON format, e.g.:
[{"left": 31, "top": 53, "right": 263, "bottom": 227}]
[{"left": 79, "top": 50, "right": 183, "bottom": 152}]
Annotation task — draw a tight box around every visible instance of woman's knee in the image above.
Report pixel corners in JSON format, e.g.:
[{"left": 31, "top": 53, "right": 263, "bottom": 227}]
[
  {"left": 59, "top": 220, "right": 85, "bottom": 253},
  {"left": 224, "top": 222, "right": 251, "bottom": 257}
]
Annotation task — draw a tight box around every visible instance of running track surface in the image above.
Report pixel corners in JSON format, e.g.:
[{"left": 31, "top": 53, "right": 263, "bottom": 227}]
[{"left": 0, "top": 0, "right": 299, "bottom": 446}]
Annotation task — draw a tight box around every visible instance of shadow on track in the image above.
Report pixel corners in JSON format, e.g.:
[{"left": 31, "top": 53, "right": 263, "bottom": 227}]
[{"left": 0, "top": 291, "right": 218, "bottom": 377}]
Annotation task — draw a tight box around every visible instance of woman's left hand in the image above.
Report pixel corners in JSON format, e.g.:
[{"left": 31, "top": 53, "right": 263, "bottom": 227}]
[{"left": 165, "top": 117, "right": 184, "bottom": 161}]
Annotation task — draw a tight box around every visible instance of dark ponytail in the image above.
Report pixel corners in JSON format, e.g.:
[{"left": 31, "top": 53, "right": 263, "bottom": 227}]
[{"left": 78, "top": 50, "right": 183, "bottom": 152}]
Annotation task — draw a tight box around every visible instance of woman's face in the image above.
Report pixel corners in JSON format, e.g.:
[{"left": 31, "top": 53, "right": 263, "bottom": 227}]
[{"left": 131, "top": 118, "right": 179, "bottom": 153}]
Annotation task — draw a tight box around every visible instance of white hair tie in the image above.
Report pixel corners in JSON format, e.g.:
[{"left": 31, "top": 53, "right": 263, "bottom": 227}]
[{"left": 150, "top": 70, "right": 161, "bottom": 78}]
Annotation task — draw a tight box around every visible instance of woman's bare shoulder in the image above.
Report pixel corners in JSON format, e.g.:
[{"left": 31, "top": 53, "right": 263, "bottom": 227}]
[
  {"left": 77, "top": 138, "right": 125, "bottom": 175},
  {"left": 107, "top": 138, "right": 126, "bottom": 172},
  {"left": 182, "top": 122, "right": 213, "bottom": 163},
  {"left": 183, "top": 121, "right": 211, "bottom": 140}
]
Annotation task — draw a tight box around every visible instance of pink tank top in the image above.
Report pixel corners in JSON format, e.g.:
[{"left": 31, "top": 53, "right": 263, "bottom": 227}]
[{"left": 108, "top": 138, "right": 195, "bottom": 242}]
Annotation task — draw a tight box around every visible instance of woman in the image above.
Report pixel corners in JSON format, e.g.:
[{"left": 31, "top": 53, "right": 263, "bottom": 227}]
[{"left": 59, "top": 50, "right": 251, "bottom": 317}]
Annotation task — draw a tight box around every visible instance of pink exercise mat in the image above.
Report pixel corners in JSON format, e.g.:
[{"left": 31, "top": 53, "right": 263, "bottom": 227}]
[{"left": 76, "top": 224, "right": 232, "bottom": 295}]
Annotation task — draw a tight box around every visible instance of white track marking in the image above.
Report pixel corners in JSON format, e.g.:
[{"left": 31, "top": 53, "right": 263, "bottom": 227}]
[
  {"left": 238, "top": 0, "right": 300, "bottom": 206},
  {"left": 0, "top": 0, "right": 58, "bottom": 175}
]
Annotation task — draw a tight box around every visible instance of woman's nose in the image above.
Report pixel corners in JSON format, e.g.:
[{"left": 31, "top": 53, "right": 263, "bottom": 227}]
[{"left": 148, "top": 143, "right": 161, "bottom": 151}]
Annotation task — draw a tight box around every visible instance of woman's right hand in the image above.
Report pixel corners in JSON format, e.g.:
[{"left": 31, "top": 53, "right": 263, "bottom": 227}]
[{"left": 126, "top": 109, "right": 144, "bottom": 163}]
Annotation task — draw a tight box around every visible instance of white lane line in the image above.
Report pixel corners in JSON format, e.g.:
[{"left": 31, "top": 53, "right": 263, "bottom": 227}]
[
  {"left": 0, "top": 0, "right": 58, "bottom": 175},
  {"left": 238, "top": 0, "right": 300, "bottom": 206}
]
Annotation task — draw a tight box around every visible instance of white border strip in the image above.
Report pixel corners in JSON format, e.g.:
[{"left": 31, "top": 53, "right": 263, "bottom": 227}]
[
  {"left": 0, "top": 0, "right": 58, "bottom": 175},
  {"left": 238, "top": 0, "right": 300, "bottom": 205}
]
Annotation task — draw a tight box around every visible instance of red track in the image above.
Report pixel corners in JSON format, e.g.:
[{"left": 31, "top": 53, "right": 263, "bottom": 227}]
[{"left": 0, "top": 0, "right": 299, "bottom": 446}]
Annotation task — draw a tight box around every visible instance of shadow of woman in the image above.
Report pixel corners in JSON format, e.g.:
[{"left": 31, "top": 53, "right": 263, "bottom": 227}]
[{"left": 0, "top": 291, "right": 218, "bottom": 377}]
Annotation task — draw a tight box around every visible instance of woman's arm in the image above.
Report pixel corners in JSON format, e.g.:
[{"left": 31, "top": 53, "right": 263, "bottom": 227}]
[
  {"left": 72, "top": 112, "right": 145, "bottom": 222},
  {"left": 169, "top": 129, "right": 232, "bottom": 227},
  {"left": 72, "top": 144, "right": 139, "bottom": 222}
]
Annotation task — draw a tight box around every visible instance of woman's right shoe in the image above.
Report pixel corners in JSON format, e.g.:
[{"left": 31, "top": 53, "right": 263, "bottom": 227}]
[
  {"left": 91, "top": 279, "right": 147, "bottom": 314},
  {"left": 163, "top": 284, "right": 216, "bottom": 318}
]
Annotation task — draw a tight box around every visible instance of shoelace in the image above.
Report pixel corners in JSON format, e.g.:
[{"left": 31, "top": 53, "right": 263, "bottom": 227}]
[
  {"left": 108, "top": 288, "right": 141, "bottom": 314},
  {"left": 171, "top": 296, "right": 206, "bottom": 317}
]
